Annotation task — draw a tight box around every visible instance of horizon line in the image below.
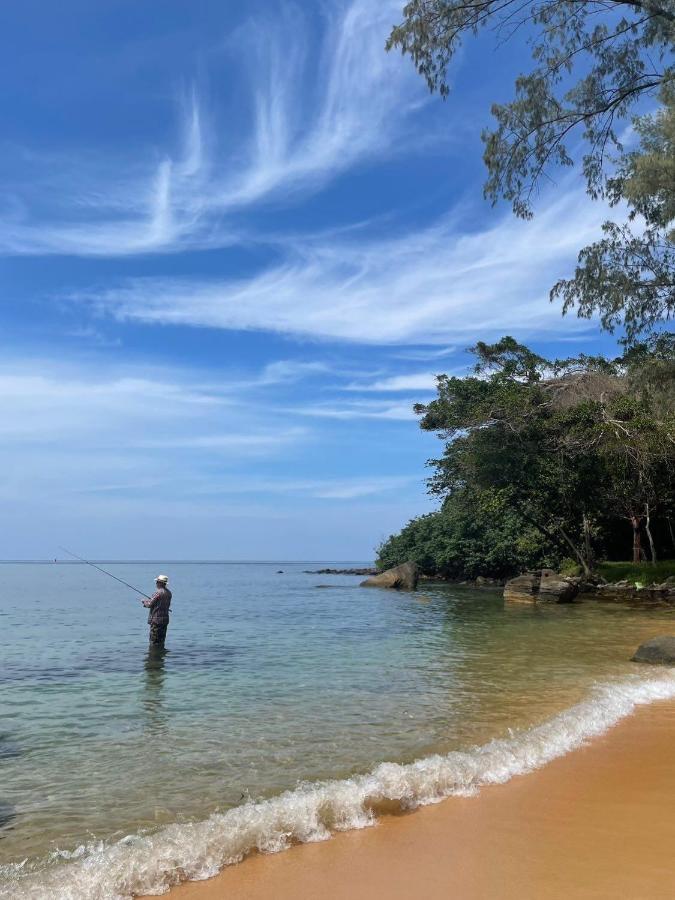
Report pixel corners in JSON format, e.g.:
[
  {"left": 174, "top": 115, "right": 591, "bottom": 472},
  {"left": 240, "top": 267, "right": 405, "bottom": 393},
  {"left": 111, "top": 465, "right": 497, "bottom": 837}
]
[{"left": 0, "top": 559, "right": 375, "bottom": 565}]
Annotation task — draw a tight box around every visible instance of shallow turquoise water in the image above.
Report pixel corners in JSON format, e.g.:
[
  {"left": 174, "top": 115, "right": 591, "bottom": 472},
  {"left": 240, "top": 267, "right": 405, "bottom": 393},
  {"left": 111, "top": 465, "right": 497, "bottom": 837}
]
[{"left": 1, "top": 562, "right": 674, "bottom": 896}]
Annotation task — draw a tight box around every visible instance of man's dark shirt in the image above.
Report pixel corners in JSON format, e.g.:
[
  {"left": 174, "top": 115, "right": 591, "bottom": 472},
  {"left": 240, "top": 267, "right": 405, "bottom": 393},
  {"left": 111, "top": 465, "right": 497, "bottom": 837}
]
[{"left": 147, "top": 587, "right": 172, "bottom": 625}]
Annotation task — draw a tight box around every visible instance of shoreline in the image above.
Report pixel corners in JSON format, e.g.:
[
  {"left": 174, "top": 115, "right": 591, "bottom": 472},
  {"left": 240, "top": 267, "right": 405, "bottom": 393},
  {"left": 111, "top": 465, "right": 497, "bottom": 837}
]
[{"left": 157, "top": 697, "right": 675, "bottom": 900}]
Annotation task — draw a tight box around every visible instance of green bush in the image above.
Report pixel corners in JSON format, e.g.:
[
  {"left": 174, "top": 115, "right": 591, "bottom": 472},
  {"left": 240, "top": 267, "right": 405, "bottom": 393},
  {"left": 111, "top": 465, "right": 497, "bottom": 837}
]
[
  {"left": 558, "top": 559, "right": 583, "bottom": 577},
  {"left": 377, "top": 487, "right": 561, "bottom": 580}
]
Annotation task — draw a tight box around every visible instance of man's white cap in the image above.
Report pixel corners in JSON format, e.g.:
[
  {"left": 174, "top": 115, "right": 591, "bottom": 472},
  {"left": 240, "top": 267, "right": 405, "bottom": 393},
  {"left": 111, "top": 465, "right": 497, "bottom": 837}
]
[{"left": 155, "top": 574, "right": 169, "bottom": 584}]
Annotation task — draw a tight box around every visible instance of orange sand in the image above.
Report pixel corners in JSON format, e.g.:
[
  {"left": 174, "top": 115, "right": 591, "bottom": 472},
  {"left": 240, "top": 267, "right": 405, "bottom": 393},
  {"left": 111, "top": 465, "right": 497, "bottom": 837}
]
[{"left": 153, "top": 701, "right": 675, "bottom": 900}]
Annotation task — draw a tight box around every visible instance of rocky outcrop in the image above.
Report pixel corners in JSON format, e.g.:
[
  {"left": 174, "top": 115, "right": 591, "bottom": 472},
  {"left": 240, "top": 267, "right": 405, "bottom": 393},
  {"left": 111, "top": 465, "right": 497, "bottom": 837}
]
[
  {"left": 505, "top": 570, "right": 675, "bottom": 606},
  {"left": 361, "top": 561, "right": 419, "bottom": 591},
  {"left": 538, "top": 569, "right": 580, "bottom": 603},
  {"left": 503, "top": 573, "right": 539, "bottom": 603},
  {"left": 631, "top": 636, "right": 675, "bottom": 665},
  {"left": 306, "top": 568, "right": 378, "bottom": 576},
  {"left": 504, "top": 570, "right": 579, "bottom": 604},
  {"left": 596, "top": 581, "right": 675, "bottom": 603}
]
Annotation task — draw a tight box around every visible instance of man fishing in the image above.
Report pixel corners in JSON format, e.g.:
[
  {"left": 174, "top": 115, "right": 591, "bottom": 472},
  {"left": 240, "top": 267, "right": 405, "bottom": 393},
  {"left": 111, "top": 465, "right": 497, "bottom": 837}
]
[
  {"left": 141, "top": 575, "right": 172, "bottom": 647},
  {"left": 59, "top": 550, "right": 175, "bottom": 648}
]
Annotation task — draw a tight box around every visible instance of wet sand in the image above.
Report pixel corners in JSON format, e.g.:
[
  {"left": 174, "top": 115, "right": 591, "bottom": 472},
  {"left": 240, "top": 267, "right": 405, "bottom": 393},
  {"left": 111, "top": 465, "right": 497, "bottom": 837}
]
[{"left": 158, "top": 700, "right": 675, "bottom": 900}]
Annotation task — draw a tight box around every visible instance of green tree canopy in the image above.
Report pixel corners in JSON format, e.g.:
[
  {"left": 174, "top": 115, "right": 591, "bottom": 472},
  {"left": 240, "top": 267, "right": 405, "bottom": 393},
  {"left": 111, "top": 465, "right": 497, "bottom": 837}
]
[
  {"left": 551, "top": 83, "right": 675, "bottom": 338},
  {"left": 388, "top": 0, "right": 675, "bottom": 217},
  {"left": 388, "top": 2, "right": 675, "bottom": 338},
  {"left": 378, "top": 336, "right": 675, "bottom": 578}
]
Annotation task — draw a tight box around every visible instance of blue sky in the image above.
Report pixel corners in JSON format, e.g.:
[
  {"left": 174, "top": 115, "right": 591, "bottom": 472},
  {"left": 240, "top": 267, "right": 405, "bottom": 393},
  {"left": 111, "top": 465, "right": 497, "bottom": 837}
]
[{"left": 0, "top": 0, "right": 623, "bottom": 559}]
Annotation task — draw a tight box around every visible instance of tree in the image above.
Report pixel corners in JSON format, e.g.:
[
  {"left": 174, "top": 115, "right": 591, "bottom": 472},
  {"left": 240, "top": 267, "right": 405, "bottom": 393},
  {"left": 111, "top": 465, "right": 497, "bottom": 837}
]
[
  {"left": 417, "top": 338, "right": 611, "bottom": 575},
  {"left": 387, "top": 1, "right": 675, "bottom": 217},
  {"left": 589, "top": 335, "right": 675, "bottom": 559},
  {"left": 551, "top": 83, "right": 675, "bottom": 339},
  {"left": 377, "top": 486, "right": 559, "bottom": 578},
  {"left": 388, "top": 2, "right": 675, "bottom": 338},
  {"left": 384, "top": 336, "right": 675, "bottom": 577}
]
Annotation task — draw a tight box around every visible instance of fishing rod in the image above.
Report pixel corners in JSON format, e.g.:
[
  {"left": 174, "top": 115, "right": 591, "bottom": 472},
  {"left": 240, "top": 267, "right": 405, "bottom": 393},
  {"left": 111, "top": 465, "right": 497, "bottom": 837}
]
[{"left": 58, "top": 547, "right": 152, "bottom": 600}]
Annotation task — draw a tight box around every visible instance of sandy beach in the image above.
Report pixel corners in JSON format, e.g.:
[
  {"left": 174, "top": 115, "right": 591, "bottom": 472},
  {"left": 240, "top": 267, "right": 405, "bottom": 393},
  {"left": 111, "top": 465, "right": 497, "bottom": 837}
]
[{"left": 159, "top": 699, "right": 675, "bottom": 900}]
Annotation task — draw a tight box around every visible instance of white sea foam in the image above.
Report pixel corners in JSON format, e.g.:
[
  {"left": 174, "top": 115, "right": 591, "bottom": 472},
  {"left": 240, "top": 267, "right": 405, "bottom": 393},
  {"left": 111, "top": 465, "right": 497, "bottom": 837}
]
[{"left": 4, "top": 671, "right": 675, "bottom": 899}]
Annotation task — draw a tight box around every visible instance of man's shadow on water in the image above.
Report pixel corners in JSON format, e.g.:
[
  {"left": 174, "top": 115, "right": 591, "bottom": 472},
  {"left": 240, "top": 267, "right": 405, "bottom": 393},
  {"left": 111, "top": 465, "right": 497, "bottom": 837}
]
[{"left": 142, "top": 645, "right": 169, "bottom": 734}]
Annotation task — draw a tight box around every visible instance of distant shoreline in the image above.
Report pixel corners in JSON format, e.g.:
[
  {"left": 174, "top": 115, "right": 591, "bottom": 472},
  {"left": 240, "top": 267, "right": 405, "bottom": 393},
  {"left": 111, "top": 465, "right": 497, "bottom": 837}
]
[{"left": 0, "top": 559, "right": 377, "bottom": 566}]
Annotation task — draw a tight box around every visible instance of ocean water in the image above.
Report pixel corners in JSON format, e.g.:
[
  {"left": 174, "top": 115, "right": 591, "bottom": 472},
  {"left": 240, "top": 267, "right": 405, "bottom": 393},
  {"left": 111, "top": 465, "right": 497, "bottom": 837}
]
[{"left": 1, "top": 561, "right": 675, "bottom": 898}]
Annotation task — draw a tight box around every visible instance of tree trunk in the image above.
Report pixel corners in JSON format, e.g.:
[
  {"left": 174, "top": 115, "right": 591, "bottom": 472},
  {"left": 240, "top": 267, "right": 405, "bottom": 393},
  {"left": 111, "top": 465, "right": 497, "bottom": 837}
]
[
  {"left": 582, "top": 512, "right": 594, "bottom": 572},
  {"left": 514, "top": 502, "right": 590, "bottom": 576},
  {"left": 630, "top": 514, "right": 642, "bottom": 565},
  {"left": 559, "top": 526, "right": 591, "bottom": 577},
  {"left": 667, "top": 516, "right": 675, "bottom": 552},
  {"left": 645, "top": 504, "right": 657, "bottom": 565}
]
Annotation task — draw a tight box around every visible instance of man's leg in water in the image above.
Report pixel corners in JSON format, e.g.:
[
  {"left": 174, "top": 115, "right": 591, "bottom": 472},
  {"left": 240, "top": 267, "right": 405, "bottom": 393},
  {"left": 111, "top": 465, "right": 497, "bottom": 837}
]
[{"left": 149, "top": 623, "right": 168, "bottom": 646}]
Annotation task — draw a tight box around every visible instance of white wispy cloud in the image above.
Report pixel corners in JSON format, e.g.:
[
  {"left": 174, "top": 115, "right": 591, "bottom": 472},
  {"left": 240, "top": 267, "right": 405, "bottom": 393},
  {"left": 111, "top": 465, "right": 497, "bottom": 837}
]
[
  {"left": 0, "top": 358, "right": 425, "bottom": 507},
  {"left": 135, "top": 429, "right": 307, "bottom": 451},
  {"left": 0, "top": 361, "right": 320, "bottom": 530},
  {"left": 344, "top": 372, "right": 439, "bottom": 392},
  {"left": 0, "top": 363, "right": 310, "bottom": 445},
  {"left": 289, "top": 399, "right": 419, "bottom": 421},
  {"left": 202, "top": 474, "right": 420, "bottom": 500},
  {"left": 247, "top": 360, "right": 332, "bottom": 387},
  {"left": 82, "top": 188, "right": 611, "bottom": 344},
  {"left": 393, "top": 345, "right": 458, "bottom": 361},
  {"left": 0, "top": 0, "right": 423, "bottom": 258},
  {"left": 221, "top": 0, "right": 423, "bottom": 208}
]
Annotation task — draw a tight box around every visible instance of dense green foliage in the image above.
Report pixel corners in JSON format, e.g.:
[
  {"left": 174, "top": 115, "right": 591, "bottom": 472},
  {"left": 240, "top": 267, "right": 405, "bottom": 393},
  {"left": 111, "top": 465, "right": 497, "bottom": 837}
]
[
  {"left": 382, "top": 9, "right": 675, "bottom": 575},
  {"left": 377, "top": 337, "right": 675, "bottom": 579},
  {"left": 552, "top": 84, "right": 675, "bottom": 339},
  {"left": 377, "top": 488, "right": 559, "bottom": 579}
]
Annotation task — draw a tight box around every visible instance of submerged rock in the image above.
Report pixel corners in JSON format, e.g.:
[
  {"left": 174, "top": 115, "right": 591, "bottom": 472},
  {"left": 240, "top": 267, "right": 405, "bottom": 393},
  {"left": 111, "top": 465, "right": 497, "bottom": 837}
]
[
  {"left": 361, "top": 561, "right": 419, "bottom": 591},
  {"left": 631, "top": 636, "right": 675, "bottom": 665}
]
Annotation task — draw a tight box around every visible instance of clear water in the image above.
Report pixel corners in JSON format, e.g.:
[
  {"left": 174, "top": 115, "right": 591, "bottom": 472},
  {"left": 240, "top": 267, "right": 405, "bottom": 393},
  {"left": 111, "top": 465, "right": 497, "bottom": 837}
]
[{"left": 1, "top": 562, "right": 675, "bottom": 898}]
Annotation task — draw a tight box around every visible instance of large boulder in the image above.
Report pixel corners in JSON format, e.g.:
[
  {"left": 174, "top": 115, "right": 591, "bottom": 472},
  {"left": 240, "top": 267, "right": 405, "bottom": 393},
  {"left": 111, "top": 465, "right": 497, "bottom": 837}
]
[
  {"left": 631, "top": 636, "right": 675, "bottom": 665},
  {"left": 504, "top": 573, "right": 539, "bottom": 603},
  {"left": 361, "top": 561, "right": 419, "bottom": 591},
  {"left": 538, "top": 569, "right": 579, "bottom": 603}
]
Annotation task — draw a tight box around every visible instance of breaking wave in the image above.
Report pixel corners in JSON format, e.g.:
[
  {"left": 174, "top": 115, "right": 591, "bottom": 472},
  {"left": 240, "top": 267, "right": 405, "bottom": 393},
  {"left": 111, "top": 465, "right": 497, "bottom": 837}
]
[{"left": 3, "top": 671, "right": 675, "bottom": 900}]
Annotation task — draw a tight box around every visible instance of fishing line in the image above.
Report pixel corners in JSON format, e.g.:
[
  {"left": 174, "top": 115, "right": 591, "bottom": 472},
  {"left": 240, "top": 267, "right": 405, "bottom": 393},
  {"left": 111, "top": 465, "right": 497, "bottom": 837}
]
[{"left": 58, "top": 547, "right": 152, "bottom": 599}]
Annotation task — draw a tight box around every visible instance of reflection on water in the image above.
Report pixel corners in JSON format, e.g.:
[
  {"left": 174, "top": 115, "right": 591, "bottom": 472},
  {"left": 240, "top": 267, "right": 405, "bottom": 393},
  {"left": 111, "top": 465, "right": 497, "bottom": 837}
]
[
  {"left": 142, "top": 646, "right": 168, "bottom": 734},
  {"left": 0, "top": 802, "right": 16, "bottom": 834},
  {"left": 0, "top": 734, "right": 21, "bottom": 760}
]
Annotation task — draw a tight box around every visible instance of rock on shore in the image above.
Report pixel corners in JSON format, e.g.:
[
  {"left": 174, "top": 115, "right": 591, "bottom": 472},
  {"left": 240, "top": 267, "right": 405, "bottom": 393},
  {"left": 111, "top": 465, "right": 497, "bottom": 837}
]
[
  {"left": 596, "top": 580, "right": 675, "bottom": 602},
  {"left": 503, "top": 573, "right": 540, "bottom": 603},
  {"left": 504, "top": 569, "right": 580, "bottom": 604},
  {"left": 361, "top": 562, "right": 419, "bottom": 591},
  {"left": 538, "top": 569, "right": 580, "bottom": 603},
  {"left": 631, "top": 636, "right": 675, "bottom": 665}
]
